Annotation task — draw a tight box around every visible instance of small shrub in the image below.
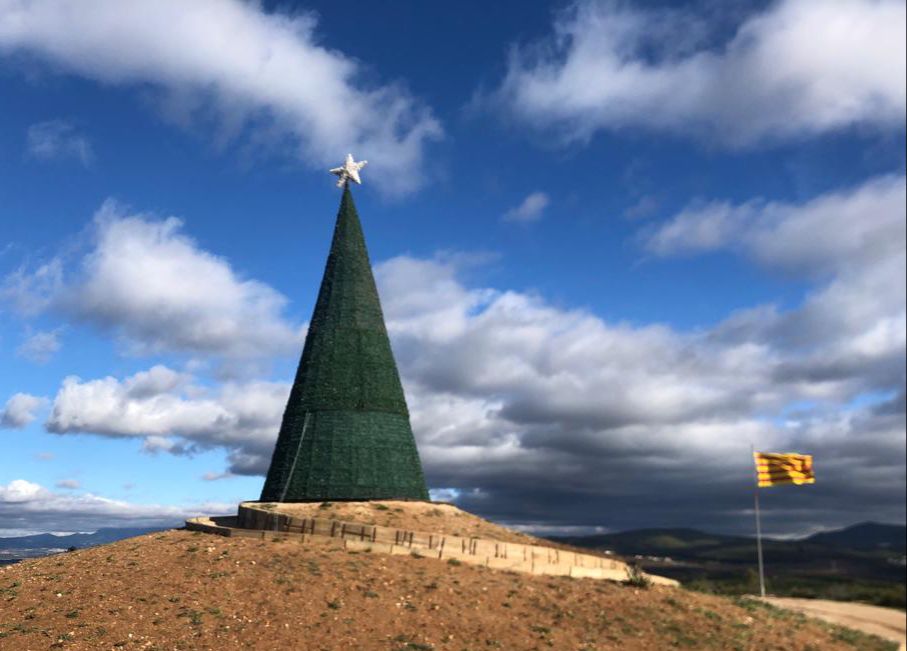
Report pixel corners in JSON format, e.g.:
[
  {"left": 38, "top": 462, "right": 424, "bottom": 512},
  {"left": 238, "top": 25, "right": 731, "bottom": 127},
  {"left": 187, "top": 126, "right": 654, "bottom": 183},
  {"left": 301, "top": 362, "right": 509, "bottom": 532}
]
[{"left": 625, "top": 564, "right": 652, "bottom": 589}]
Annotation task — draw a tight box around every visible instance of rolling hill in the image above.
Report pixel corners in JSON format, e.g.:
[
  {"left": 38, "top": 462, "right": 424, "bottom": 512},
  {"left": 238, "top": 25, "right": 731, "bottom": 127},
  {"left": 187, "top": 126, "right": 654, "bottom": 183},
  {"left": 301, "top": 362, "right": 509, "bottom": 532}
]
[
  {"left": 0, "top": 524, "right": 898, "bottom": 650},
  {"left": 550, "top": 522, "right": 906, "bottom": 609},
  {"left": 806, "top": 523, "right": 906, "bottom": 554}
]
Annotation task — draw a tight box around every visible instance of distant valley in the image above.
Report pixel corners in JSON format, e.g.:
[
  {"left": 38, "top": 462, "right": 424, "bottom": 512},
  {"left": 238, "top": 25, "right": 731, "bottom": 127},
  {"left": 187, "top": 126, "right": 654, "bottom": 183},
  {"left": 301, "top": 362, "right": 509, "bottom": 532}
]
[
  {"left": 550, "top": 522, "right": 906, "bottom": 609},
  {"left": 0, "top": 527, "right": 167, "bottom": 565}
]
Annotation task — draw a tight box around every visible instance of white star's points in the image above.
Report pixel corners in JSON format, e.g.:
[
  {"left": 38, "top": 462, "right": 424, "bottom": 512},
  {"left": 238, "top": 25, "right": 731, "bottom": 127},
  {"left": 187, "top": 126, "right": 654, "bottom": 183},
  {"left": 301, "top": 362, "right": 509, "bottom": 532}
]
[{"left": 329, "top": 154, "right": 367, "bottom": 187}]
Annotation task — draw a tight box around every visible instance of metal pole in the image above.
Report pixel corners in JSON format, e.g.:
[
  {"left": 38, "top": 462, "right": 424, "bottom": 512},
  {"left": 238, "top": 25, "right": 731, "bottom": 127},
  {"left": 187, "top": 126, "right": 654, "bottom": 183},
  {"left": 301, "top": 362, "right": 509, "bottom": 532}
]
[{"left": 752, "top": 445, "right": 766, "bottom": 598}]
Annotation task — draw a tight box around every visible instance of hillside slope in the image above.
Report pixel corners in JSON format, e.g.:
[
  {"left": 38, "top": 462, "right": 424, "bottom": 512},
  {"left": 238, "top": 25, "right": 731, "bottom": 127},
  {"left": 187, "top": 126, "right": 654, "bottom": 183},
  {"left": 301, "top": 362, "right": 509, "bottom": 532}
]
[
  {"left": 552, "top": 526, "right": 906, "bottom": 609},
  {"left": 807, "top": 523, "right": 906, "bottom": 554},
  {"left": 0, "top": 529, "right": 897, "bottom": 651}
]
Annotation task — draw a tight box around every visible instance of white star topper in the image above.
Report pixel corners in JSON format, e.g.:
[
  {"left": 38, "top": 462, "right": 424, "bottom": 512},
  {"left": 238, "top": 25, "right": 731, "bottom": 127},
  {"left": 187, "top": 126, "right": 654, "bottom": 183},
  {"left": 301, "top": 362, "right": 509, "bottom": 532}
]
[{"left": 329, "top": 154, "right": 368, "bottom": 187}]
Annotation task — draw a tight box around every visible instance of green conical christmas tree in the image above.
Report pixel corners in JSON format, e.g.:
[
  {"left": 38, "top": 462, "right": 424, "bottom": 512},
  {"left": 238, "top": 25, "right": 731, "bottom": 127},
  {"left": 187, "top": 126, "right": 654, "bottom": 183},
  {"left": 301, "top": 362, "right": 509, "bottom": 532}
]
[{"left": 260, "top": 185, "right": 429, "bottom": 502}]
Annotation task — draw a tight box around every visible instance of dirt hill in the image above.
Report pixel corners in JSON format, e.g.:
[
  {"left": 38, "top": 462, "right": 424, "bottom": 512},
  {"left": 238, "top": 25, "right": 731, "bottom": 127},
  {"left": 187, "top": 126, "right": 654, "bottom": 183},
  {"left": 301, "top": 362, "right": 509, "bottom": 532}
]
[
  {"left": 0, "top": 527, "right": 897, "bottom": 651},
  {"left": 246, "top": 500, "right": 623, "bottom": 558},
  {"left": 260, "top": 500, "right": 542, "bottom": 545}
]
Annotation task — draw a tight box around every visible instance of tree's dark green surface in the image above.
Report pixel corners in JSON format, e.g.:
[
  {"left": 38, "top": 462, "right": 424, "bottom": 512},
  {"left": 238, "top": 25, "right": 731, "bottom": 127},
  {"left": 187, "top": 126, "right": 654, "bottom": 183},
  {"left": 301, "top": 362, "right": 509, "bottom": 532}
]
[{"left": 260, "top": 186, "right": 429, "bottom": 502}]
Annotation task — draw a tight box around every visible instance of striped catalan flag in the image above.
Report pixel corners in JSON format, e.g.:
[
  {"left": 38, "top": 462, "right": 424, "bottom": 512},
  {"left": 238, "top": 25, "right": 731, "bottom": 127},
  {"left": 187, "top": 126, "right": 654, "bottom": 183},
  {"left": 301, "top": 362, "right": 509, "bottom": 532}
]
[{"left": 754, "top": 452, "right": 815, "bottom": 488}]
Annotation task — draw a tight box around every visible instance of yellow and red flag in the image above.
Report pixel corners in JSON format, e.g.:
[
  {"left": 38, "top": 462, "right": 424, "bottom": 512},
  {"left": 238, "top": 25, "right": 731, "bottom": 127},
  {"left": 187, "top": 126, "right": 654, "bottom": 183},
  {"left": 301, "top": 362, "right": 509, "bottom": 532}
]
[{"left": 753, "top": 452, "right": 815, "bottom": 488}]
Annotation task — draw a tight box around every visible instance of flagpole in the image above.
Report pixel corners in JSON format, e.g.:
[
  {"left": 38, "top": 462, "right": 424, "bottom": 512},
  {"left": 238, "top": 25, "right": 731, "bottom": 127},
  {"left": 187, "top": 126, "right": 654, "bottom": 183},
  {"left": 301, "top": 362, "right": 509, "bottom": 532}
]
[{"left": 752, "top": 444, "right": 766, "bottom": 598}]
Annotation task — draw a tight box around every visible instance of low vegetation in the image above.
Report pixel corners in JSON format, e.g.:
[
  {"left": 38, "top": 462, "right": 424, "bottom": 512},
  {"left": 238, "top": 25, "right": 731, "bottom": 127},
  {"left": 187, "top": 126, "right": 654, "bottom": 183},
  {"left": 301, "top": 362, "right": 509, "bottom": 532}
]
[
  {"left": 0, "top": 529, "right": 897, "bottom": 651},
  {"left": 554, "top": 526, "right": 906, "bottom": 610},
  {"left": 686, "top": 570, "right": 906, "bottom": 610}
]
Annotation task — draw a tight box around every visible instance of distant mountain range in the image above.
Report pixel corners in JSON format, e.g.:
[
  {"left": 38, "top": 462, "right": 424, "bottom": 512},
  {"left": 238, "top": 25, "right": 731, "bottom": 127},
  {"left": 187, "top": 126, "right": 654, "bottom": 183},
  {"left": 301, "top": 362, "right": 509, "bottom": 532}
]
[
  {"left": 549, "top": 521, "right": 906, "bottom": 608},
  {"left": 2, "top": 521, "right": 904, "bottom": 606},
  {"left": 551, "top": 521, "right": 906, "bottom": 557},
  {"left": 0, "top": 527, "right": 167, "bottom": 564},
  {"left": 804, "top": 522, "right": 905, "bottom": 553},
  {"left": 2, "top": 520, "right": 903, "bottom": 580}
]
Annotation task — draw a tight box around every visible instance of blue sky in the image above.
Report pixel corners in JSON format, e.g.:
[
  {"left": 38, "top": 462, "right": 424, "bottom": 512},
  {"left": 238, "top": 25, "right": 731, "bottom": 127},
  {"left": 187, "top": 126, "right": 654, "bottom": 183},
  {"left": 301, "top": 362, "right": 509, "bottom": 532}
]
[{"left": 0, "top": 0, "right": 904, "bottom": 537}]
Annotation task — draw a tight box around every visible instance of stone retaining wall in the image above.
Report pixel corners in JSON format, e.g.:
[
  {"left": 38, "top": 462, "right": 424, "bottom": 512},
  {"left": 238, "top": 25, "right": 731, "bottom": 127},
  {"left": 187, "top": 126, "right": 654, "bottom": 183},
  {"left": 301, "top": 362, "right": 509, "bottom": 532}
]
[
  {"left": 185, "top": 503, "right": 678, "bottom": 587},
  {"left": 235, "top": 502, "right": 628, "bottom": 577}
]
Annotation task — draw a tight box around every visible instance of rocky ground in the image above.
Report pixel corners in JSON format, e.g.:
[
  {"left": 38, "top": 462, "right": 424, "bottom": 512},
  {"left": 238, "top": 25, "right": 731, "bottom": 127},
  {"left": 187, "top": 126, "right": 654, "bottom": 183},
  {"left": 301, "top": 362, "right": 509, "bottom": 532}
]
[{"left": 0, "top": 528, "right": 897, "bottom": 651}]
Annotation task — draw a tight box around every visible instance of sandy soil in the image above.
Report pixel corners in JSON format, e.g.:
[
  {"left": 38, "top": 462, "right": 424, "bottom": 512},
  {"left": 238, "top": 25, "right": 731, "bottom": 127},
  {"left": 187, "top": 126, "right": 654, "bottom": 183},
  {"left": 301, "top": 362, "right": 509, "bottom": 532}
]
[
  {"left": 0, "top": 529, "right": 896, "bottom": 651},
  {"left": 764, "top": 597, "right": 906, "bottom": 651},
  {"left": 255, "top": 501, "right": 545, "bottom": 545},
  {"left": 254, "top": 500, "right": 615, "bottom": 559}
]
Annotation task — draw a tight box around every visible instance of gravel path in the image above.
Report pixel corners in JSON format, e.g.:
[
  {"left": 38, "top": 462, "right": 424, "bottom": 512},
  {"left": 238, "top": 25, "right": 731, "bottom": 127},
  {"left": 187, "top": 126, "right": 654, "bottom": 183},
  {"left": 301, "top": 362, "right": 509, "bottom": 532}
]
[{"left": 764, "top": 597, "right": 906, "bottom": 651}]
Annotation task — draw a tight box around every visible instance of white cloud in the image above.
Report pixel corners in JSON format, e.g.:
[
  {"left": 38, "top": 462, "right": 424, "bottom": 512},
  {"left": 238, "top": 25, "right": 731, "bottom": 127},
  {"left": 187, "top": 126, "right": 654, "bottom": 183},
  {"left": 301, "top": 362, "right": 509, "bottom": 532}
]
[
  {"left": 503, "top": 192, "right": 550, "bottom": 223},
  {"left": 370, "top": 214, "right": 904, "bottom": 532},
  {"left": 25, "top": 119, "right": 93, "bottom": 165},
  {"left": 4, "top": 200, "right": 304, "bottom": 359},
  {"left": 0, "top": 479, "right": 233, "bottom": 534},
  {"left": 35, "top": 200, "right": 905, "bottom": 532},
  {"left": 45, "top": 365, "right": 288, "bottom": 475},
  {"left": 202, "top": 471, "right": 233, "bottom": 482},
  {"left": 0, "top": 258, "right": 63, "bottom": 316},
  {"left": 74, "top": 201, "right": 304, "bottom": 357},
  {"left": 643, "top": 175, "right": 906, "bottom": 397},
  {"left": 644, "top": 175, "right": 906, "bottom": 277},
  {"left": 379, "top": 257, "right": 787, "bottom": 444},
  {"left": 623, "top": 195, "right": 659, "bottom": 221},
  {"left": 5, "top": 174, "right": 902, "bottom": 533},
  {"left": 375, "top": 254, "right": 494, "bottom": 344},
  {"left": 428, "top": 487, "right": 461, "bottom": 502},
  {"left": 492, "top": 0, "right": 906, "bottom": 145},
  {"left": 0, "top": 0, "right": 441, "bottom": 194},
  {"left": 1, "top": 393, "right": 47, "bottom": 428},
  {"left": 0, "top": 479, "right": 44, "bottom": 502},
  {"left": 16, "top": 328, "right": 62, "bottom": 363}
]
